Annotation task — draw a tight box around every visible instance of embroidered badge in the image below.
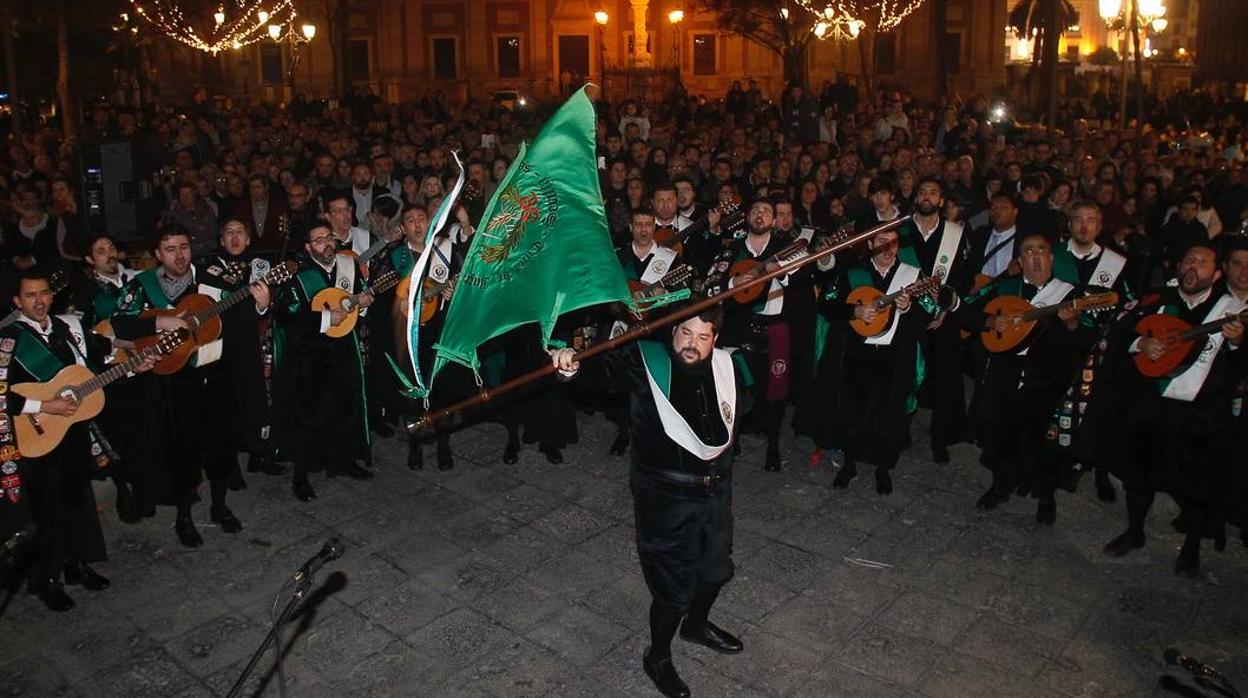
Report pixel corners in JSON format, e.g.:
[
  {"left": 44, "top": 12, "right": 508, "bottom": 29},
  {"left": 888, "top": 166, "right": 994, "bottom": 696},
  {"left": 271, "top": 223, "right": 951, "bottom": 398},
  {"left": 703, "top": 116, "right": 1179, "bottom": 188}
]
[
  {"left": 934, "top": 265, "right": 947, "bottom": 279},
  {"left": 0, "top": 446, "right": 18, "bottom": 460},
  {"left": 1, "top": 460, "right": 14, "bottom": 474},
  {"left": 338, "top": 278, "right": 351, "bottom": 290},
  {"left": 721, "top": 401, "right": 732, "bottom": 423},
  {"left": 1097, "top": 271, "right": 1112, "bottom": 285},
  {"left": 1, "top": 474, "right": 20, "bottom": 502},
  {"left": 0, "top": 383, "right": 7, "bottom": 395},
  {"left": 0, "top": 354, "right": 10, "bottom": 367},
  {"left": 653, "top": 260, "right": 668, "bottom": 275},
  {"left": 939, "top": 254, "right": 949, "bottom": 264},
  {"left": 715, "top": 261, "right": 730, "bottom": 273},
  {"left": 431, "top": 265, "right": 448, "bottom": 282},
  {"left": 770, "top": 359, "right": 789, "bottom": 377},
  {"left": 207, "top": 265, "right": 224, "bottom": 276},
  {"left": 0, "top": 339, "right": 13, "bottom": 352},
  {"left": 250, "top": 258, "right": 271, "bottom": 283}
]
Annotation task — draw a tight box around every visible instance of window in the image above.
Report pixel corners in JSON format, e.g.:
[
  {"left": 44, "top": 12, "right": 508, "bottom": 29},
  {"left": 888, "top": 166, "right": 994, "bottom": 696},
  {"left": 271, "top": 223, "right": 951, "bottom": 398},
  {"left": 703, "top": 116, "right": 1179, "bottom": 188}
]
[
  {"left": 497, "top": 36, "right": 521, "bottom": 78},
  {"left": 433, "top": 37, "right": 457, "bottom": 80},
  {"left": 943, "top": 33, "right": 962, "bottom": 74},
  {"left": 875, "top": 34, "right": 897, "bottom": 74},
  {"left": 259, "top": 44, "right": 284, "bottom": 85},
  {"left": 693, "top": 34, "right": 716, "bottom": 75},
  {"left": 347, "top": 39, "right": 370, "bottom": 82},
  {"left": 558, "top": 35, "right": 589, "bottom": 80}
]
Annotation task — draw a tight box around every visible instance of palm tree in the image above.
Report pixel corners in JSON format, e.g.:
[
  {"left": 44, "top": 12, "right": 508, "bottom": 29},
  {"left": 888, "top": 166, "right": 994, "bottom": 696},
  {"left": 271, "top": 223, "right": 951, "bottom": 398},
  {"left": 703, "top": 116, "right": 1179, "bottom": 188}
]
[{"left": 1008, "top": 0, "right": 1078, "bottom": 129}]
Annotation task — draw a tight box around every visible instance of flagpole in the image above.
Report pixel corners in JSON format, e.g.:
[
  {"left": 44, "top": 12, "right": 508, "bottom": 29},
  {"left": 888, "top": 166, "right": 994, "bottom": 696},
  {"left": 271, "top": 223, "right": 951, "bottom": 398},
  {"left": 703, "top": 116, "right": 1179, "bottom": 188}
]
[{"left": 408, "top": 215, "right": 913, "bottom": 434}]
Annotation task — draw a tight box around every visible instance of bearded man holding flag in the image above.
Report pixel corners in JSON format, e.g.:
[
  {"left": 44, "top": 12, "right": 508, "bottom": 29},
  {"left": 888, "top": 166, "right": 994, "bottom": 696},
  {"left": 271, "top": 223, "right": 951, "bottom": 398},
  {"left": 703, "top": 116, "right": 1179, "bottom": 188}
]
[{"left": 409, "top": 86, "right": 750, "bottom": 697}]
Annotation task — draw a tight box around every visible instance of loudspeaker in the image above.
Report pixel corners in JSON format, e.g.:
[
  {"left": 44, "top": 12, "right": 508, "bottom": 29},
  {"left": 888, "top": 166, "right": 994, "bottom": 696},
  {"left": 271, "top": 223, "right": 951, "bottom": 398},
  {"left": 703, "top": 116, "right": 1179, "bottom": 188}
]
[{"left": 77, "top": 138, "right": 163, "bottom": 243}]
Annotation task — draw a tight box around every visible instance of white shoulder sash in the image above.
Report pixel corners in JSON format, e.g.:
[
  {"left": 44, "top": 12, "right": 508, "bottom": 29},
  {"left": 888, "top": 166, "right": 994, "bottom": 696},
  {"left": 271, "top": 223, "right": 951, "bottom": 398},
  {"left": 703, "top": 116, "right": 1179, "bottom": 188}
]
[
  {"left": 866, "top": 262, "right": 920, "bottom": 346},
  {"left": 1162, "top": 294, "right": 1236, "bottom": 402},
  {"left": 640, "top": 347, "right": 737, "bottom": 461}
]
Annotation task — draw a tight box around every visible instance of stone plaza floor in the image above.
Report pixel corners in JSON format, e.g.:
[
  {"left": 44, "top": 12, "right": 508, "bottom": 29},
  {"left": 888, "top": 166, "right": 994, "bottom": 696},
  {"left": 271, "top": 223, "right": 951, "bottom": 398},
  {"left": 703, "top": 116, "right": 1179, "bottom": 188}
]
[{"left": 1, "top": 409, "right": 1246, "bottom": 697}]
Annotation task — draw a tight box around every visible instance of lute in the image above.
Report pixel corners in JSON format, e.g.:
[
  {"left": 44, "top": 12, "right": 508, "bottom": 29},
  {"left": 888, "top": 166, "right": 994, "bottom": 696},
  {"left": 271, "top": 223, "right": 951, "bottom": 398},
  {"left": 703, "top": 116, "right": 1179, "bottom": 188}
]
[
  {"left": 311, "top": 270, "right": 401, "bottom": 338},
  {"left": 848, "top": 273, "right": 944, "bottom": 338},
  {"left": 1133, "top": 307, "right": 1248, "bottom": 377},
  {"left": 980, "top": 291, "right": 1119, "bottom": 353}
]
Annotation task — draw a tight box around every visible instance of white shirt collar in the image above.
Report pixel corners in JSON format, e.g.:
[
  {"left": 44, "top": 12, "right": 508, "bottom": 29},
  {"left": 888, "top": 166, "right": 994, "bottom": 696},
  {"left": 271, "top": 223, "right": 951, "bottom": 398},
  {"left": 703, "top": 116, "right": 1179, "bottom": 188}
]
[
  {"left": 915, "top": 216, "right": 940, "bottom": 241},
  {"left": 17, "top": 314, "right": 52, "bottom": 338},
  {"left": 1067, "top": 239, "right": 1102, "bottom": 260},
  {"left": 632, "top": 241, "right": 655, "bottom": 260},
  {"left": 746, "top": 232, "right": 771, "bottom": 257},
  {"left": 990, "top": 225, "right": 1016, "bottom": 238},
  {"left": 871, "top": 256, "right": 897, "bottom": 277},
  {"left": 1179, "top": 287, "right": 1213, "bottom": 310}
]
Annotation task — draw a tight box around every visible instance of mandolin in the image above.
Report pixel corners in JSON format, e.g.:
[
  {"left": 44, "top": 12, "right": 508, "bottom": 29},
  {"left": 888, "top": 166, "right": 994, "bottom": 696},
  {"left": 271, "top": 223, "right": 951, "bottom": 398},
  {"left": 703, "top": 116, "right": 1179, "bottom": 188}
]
[
  {"left": 12, "top": 329, "right": 191, "bottom": 457},
  {"left": 102, "top": 261, "right": 298, "bottom": 374},
  {"left": 395, "top": 273, "right": 459, "bottom": 324},
  {"left": 619, "top": 264, "right": 697, "bottom": 320},
  {"left": 1133, "top": 307, "right": 1248, "bottom": 378},
  {"left": 311, "top": 270, "right": 401, "bottom": 338},
  {"left": 980, "top": 291, "right": 1118, "bottom": 353},
  {"left": 848, "top": 274, "right": 944, "bottom": 338}
]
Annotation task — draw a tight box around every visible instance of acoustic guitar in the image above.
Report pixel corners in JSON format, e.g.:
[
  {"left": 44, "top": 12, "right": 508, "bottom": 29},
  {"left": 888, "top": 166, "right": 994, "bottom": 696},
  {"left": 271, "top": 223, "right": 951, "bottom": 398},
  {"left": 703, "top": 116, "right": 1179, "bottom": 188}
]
[
  {"left": 100, "top": 261, "right": 298, "bottom": 374},
  {"left": 848, "top": 274, "right": 944, "bottom": 338},
  {"left": 311, "top": 270, "right": 401, "bottom": 338},
  {"left": 395, "top": 273, "right": 459, "bottom": 324},
  {"left": 980, "top": 291, "right": 1118, "bottom": 353},
  {"left": 1133, "top": 308, "right": 1248, "bottom": 378},
  {"left": 653, "top": 193, "right": 744, "bottom": 256},
  {"left": 11, "top": 329, "right": 191, "bottom": 457}
]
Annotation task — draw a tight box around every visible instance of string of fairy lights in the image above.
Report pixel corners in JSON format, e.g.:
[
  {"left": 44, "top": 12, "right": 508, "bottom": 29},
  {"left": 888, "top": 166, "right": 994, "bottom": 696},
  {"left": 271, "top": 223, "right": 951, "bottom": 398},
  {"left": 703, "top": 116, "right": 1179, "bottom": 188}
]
[
  {"left": 129, "top": 0, "right": 299, "bottom": 54},
  {"left": 793, "top": 0, "right": 929, "bottom": 39}
]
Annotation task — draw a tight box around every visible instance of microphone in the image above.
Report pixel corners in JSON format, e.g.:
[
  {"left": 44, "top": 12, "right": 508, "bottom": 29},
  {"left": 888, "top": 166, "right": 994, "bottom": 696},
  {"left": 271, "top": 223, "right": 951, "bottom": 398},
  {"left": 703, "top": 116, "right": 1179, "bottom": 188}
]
[
  {"left": 1164, "top": 648, "right": 1220, "bottom": 679},
  {"left": 291, "top": 538, "right": 345, "bottom": 584}
]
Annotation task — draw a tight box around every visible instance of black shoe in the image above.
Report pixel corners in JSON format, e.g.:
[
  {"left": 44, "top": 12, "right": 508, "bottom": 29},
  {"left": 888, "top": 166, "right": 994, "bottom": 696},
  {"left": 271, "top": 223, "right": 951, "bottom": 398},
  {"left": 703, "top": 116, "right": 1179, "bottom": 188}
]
[
  {"left": 292, "top": 479, "right": 317, "bottom": 502},
  {"left": 1094, "top": 470, "right": 1117, "bottom": 503},
  {"left": 542, "top": 448, "right": 563, "bottom": 465},
  {"left": 975, "top": 487, "right": 1008, "bottom": 510},
  {"left": 63, "top": 562, "right": 110, "bottom": 591},
  {"left": 437, "top": 442, "right": 454, "bottom": 471},
  {"left": 765, "top": 448, "right": 781, "bottom": 472},
  {"left": 210, "top": 506, "right": 243, "bottom": 534},
  {"left": 175, "top": 517, "right": 203, "bottom": 548},
  {"left": 407, "top": 443, "right": 424, "bottom": 471},
  {"left": 247, "top": 453, "right": 287, "bottom": 476},
  {"left": 608, "top": 432, "right": 629, "bottom": 456},
  {"left": 1175, "top": 544, "right": 1200, "bottom": 579},
  {"left": 832, "top": 461, "right": 857, "bottom": 489},
  {"left": 503, "top": 440, "right": 520, "bottom": 465},
  {"left": 340, "top": 462, "right": 375, "bottom": 480},
  {"left": 679, "top": 621, "right": 744, "bottom": 654},
  {"left": 226, "top": 465, "right": 247, "bottom": 492},
  {"left": 642, "top": 649, "right": 691, "bottom": 698},
  {"left": 372, "top": 420, "right": 395, "bottom": 438},
  {"left": 932, "top": 444, "right": 950, "bottom": 464},
  {"left": 875, "top": 469, "right": 893, "bottom": 496},
  {"left": 1103, "top": 530, "right": 1145, "bottom": 557},
  {"left": 1036, "top": 499, "right": 1056, "bottom": 526},
  {"left": 31, "top": 578, "right": 75, "bottom": 612}
]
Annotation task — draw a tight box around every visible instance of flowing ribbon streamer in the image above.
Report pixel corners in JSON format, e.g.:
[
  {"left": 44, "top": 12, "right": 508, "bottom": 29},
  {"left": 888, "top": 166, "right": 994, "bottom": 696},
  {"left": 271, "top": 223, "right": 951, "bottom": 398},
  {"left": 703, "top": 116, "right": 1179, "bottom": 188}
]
[{"left": 401, "top": 152, "right": 466, "bottom": 398}]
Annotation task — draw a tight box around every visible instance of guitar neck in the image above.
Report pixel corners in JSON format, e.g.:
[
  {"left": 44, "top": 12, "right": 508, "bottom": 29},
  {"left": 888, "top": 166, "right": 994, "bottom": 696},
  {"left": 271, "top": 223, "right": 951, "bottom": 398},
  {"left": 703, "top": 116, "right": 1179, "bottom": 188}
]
[
  {"left": 357, "top": 235, "right": 396, "bottom": 265},
  {"left": 186, "top": 284, "right": 254, "bottom": 325},
  {"left": 352, "top": 274, "right": 400, "bottom": 307},
  {"left": 1182, "top": 309, "right": 1248, "bottom": 341},
  {"left": 75, "top": 346, "right": 162, "bottom": 397}
]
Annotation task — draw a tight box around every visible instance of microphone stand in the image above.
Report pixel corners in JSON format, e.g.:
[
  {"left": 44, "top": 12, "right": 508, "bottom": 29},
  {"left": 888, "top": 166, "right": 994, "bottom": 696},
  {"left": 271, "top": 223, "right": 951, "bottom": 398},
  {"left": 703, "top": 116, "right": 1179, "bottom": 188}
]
[{"left": 226, "top": 572, "right": 316, "bottom": 698}]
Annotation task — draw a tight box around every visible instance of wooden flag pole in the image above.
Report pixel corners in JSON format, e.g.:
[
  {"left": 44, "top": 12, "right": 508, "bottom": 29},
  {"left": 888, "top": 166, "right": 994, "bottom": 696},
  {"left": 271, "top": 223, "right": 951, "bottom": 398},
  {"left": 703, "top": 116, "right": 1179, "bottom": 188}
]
[{"left": 408, "top": 215, "right": 912, "bottom": 434}]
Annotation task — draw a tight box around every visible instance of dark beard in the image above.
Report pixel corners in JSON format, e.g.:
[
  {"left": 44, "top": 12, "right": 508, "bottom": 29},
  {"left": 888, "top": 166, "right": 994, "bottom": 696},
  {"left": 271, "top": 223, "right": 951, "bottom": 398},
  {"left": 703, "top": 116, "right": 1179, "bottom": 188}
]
[
  {"left": 916, "top": 202, "right": 938, "bottom": 216},
  {"left": 671, "top": 346, "right": 712, "bottom": 374}
]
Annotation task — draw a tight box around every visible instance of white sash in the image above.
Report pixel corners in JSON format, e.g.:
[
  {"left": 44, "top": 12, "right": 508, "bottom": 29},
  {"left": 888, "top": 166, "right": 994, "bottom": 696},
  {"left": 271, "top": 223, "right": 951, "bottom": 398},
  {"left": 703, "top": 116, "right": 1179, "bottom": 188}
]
[
  {"left": 1162, "top": 294, "right": 1236, "bottom": 402},
  {"left": 930, "top": 220, "right": 964, "bottom": 280},
  {"left": 57, "top": 314, "right": 89, "bottom": 364},
  {"left": 640, "top": 347, "right": 737, "bottom": 461},
  {"left": 639, "top": 246, "right": 677, "bottom": 284},
  {"left": 1029, "top": 278, "right": 1076, "bottom": 309},
  {"left": 348, "top": 227, "right": 370, "bottom": 256},
  {"left": 428, "top": 236, "right": 454, "bottom": 285},
  {"left": 1087, "top": 248, "right": 1127, "bottom": 289},
  {"left": 333, "top": 254, "right": 357, "bottom": 292},
  {"left": 866, "top": 262, "right": 920, "bottom": 346}
]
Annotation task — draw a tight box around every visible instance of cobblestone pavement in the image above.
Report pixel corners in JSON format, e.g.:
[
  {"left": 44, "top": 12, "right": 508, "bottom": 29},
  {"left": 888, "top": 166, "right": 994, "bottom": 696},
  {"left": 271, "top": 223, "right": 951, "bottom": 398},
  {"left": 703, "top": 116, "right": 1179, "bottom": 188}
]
[{"left": 2, "top": 409, "right": 1246, "bottom": 697}]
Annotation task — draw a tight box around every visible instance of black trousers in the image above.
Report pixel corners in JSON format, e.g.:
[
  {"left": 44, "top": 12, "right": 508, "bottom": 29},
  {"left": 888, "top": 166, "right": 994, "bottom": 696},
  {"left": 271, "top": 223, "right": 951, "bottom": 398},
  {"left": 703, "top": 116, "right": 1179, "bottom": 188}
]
[
  {"left": 631, "top": 468, "right": 734, "bottom": 611},
  {"left": 22, "top": 428, "right": 106, "bottom": 581}
]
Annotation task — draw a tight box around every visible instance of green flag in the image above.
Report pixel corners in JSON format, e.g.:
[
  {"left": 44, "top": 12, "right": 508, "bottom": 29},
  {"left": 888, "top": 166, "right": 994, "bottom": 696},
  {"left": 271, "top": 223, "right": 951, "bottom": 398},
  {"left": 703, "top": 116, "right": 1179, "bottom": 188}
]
[{"left": 430, "top": 86, "right": 630, "bottom": 383}]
